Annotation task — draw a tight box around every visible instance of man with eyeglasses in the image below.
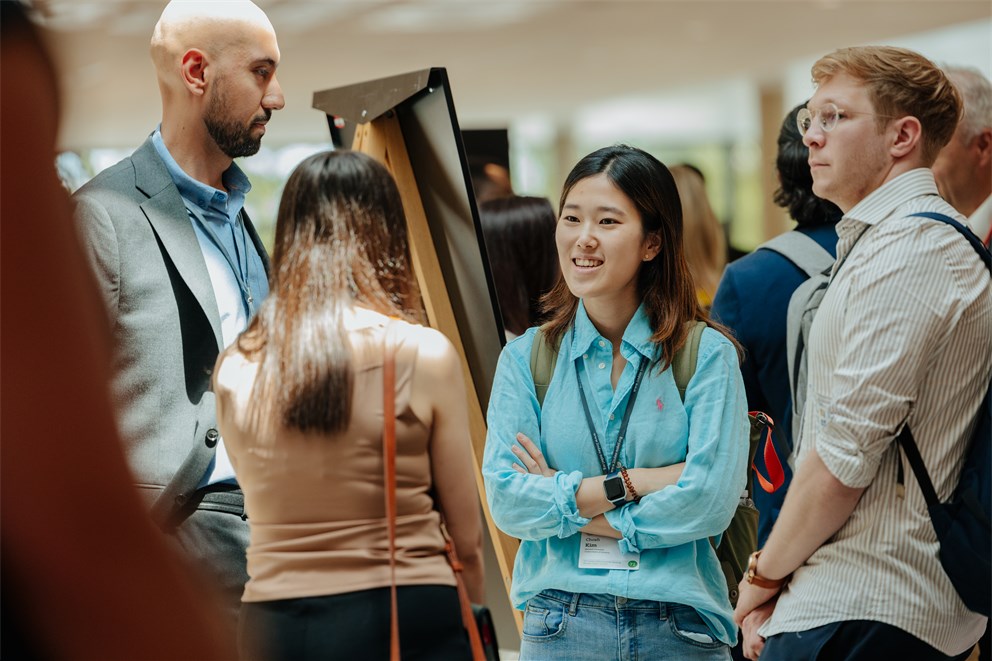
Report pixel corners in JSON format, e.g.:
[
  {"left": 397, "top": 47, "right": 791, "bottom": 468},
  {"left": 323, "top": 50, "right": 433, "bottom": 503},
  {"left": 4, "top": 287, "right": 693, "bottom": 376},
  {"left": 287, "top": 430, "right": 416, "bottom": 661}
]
[{"left": 732, "top": 46, "right": 991, "bottom": 661}]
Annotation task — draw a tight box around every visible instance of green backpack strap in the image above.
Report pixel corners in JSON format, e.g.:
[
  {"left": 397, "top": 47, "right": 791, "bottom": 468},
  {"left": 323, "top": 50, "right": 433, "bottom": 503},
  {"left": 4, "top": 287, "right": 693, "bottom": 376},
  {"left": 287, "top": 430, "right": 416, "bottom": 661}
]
[
  {"left": 530, "top": 327, "right": 562, "bottom": 408},
  {"left": 672, "top": 321, "right": 706, "bottom": 401}
]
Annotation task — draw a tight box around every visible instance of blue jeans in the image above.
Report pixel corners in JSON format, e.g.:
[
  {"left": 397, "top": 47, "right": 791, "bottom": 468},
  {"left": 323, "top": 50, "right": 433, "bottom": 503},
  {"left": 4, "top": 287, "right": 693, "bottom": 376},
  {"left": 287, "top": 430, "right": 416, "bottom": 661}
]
[{"left": 519, "top": 589, "right": 732, "bottom": 661}]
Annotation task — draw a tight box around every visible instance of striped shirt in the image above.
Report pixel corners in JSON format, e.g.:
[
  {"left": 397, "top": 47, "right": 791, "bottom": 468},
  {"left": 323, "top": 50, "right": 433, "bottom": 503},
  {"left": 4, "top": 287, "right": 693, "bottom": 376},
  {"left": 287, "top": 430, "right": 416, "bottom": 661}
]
[{"left": 760, "top": 169, "right": 992, "bottom": 655}]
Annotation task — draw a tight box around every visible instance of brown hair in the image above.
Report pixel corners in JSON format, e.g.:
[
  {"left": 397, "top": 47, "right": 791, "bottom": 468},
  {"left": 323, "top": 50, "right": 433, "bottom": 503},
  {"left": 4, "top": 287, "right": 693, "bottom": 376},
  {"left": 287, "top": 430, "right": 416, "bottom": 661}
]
[
  {"left": 237, "top": 150, "right": 424, "bottom": 434},
  {"left": 669, "top": 165, "right": 726, "bottom": 305},
  {"left": 811, "top": 46, "right": 961, "bottom": 164},
  {"left": 541, "top": 145, "right": 741, "bottom": 369}
]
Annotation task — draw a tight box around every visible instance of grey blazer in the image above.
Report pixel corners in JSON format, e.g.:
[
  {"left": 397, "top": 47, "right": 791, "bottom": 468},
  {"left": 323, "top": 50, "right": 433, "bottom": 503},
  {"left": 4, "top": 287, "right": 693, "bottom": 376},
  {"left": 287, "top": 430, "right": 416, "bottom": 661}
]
[{"left": 73, "top": 136, "right": 269, "bottom": 613}]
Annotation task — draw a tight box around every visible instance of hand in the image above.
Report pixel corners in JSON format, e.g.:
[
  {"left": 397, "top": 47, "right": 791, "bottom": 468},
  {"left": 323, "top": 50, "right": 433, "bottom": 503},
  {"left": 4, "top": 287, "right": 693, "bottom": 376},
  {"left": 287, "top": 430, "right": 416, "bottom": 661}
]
[
  {"left": 511, "top": 432, "right": 556, "bottom": 477},
  {"left": 740, "top": 598, "right": 776, "bottom": 659},
  {"left": 733, "top": 578, "right": 781, "bottom": 629}
]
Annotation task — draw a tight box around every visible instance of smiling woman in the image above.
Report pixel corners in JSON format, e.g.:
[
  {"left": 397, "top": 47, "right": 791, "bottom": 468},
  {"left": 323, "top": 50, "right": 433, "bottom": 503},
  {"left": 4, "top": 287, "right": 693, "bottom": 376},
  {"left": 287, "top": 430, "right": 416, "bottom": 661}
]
[{"left": 482, "top": 144, "right": 750, "bottom": 660}]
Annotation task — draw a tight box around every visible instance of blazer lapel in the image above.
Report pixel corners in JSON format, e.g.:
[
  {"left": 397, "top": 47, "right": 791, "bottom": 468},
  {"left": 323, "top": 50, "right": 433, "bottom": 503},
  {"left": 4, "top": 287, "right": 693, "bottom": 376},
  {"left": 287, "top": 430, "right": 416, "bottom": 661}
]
[{"left": 132, "top": 138, "right": 224, "bottom": 350}]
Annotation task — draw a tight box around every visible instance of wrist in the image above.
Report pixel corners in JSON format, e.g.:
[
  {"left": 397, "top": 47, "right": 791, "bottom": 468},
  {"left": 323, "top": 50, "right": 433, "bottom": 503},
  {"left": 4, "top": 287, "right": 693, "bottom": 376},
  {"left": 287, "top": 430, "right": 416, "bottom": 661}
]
[
  {"left": 619, "top": 465, "right": 640, "bottom": 503},
  {"left": 627, "top": 467, "right": 653, "bottom": 498},
  {"left": 745, "top": 550, "right": 789, "bottom": 589}
]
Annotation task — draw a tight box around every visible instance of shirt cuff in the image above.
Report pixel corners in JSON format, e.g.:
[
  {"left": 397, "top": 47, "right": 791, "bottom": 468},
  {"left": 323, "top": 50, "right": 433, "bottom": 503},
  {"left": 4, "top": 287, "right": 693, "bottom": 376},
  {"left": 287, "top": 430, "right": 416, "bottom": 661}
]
[
  {"left": 554, "top": 470, "right": 592, "bottom": 538},
  {"left": 816, "top": 433, "right": 880, "bottom": 488},
  {"left": 604, "top": 506, "right": 642, "bottom": 554}
]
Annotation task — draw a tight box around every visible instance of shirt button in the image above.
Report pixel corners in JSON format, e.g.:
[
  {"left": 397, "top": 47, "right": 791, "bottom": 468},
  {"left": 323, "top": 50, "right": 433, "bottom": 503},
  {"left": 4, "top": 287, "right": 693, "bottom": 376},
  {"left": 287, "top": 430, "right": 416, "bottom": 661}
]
[
  {"left": 598, "top": 340, "right": 606, "bottom": 348},
  {"left": 583, "top": 354, "right": 589, "bottom": 360},
  {"left": 598, "top": 362, "right": 606, "bottom": 370},
  {"left": 609, "top": 414, "right": 615, "bottom": 421}
]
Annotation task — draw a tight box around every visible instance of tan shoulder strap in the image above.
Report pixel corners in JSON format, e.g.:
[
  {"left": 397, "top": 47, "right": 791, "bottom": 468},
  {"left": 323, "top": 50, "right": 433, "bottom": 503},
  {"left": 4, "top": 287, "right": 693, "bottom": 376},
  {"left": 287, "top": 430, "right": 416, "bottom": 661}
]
[
  {"left": 672, "top": 321, "right": 706, "bottom": 402},
  {"left": 384, "top": 322, "right": 485, "bottom": 661},
  {"left": 382, "top": 326, "right": 400, "bottom": 661},
  {"left": 531, "top": 327, "right": 561, "bottom": 408}
]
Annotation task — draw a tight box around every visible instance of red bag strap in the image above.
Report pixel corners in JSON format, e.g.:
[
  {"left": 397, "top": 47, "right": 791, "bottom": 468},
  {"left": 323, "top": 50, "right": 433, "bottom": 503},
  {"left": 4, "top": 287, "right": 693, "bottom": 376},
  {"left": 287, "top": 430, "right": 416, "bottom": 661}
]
[
  {"left": 750, "top": 411, "right": 785, "bottom": 493},
  {"left": 438, "top": 523, "right": 486, "bottom": 660},
  {"left": 383, "top": 323, "right": 486, "bottom": 661},
  {"left": 382, "top": 328, "right": 400, "bottom": 661}
]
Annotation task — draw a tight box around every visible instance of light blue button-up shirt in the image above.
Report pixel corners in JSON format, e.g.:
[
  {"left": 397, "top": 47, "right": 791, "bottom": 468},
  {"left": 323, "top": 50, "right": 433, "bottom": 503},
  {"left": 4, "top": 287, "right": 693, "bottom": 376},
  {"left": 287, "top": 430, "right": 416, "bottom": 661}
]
[
  {"left": 482, "top": 302, "right": 748, "bottom": 644},
  {"left": 151, "top": 129, "right": 269, "bottom": 486}
]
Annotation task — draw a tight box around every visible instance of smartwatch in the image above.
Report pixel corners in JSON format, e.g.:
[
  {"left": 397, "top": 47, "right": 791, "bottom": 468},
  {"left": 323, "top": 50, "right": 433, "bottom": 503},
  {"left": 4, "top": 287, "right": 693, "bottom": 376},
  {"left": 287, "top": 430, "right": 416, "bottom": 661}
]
[{"left": 603, "top": 470, "right": 627, "bottom": 509}]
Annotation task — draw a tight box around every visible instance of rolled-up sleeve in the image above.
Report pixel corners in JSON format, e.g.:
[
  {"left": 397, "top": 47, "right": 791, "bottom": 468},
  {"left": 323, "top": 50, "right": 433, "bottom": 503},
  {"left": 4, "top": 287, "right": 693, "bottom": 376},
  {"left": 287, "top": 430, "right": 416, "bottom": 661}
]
[
  {"left": 483, "top": 335, "right": 592, "bottom": 541},
  {"left": 605, "top": 336, "right": 749, "bottom": 552},
  {"left": 813, "top": 228, "right": 947, "bottom": 488}
]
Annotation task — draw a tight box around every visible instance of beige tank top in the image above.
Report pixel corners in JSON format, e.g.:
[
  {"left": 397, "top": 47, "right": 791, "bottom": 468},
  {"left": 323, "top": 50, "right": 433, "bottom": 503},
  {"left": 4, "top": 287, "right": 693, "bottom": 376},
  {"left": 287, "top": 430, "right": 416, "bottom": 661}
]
[{"left": 215, "top": 320, "right": 455, "bottom": 602}]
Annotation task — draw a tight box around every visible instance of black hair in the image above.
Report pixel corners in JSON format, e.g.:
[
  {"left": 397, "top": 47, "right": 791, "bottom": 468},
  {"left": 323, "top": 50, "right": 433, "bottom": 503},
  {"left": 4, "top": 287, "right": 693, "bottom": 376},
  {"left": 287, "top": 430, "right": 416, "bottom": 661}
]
[{"left": 774, "top": 103, "right": 843, "bottom": 228}]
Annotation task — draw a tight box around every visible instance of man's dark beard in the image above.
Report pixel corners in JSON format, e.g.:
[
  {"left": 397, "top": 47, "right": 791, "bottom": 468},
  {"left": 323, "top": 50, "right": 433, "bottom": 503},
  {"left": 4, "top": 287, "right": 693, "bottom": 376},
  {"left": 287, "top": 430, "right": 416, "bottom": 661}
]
[{"left": 204, "top": 84, "right": 270, "bottom": 158}]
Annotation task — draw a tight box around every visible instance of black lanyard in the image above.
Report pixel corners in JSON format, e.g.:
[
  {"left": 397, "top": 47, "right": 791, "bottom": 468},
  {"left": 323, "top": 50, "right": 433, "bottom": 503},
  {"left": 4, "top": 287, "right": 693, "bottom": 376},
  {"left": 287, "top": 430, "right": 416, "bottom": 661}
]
[
  {"left": 575, "top": 350, "right": 648, "bottom": 474},
  {"left": 187, "top": 204, "right": 255, "bottom": 316}
]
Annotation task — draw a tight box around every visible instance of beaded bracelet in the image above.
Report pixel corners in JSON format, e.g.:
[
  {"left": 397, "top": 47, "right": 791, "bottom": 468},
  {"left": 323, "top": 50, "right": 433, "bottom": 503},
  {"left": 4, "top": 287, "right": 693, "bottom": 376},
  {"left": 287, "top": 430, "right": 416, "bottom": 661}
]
[{"left": 619, "top": 465, "right": 640, "bottom": 503}]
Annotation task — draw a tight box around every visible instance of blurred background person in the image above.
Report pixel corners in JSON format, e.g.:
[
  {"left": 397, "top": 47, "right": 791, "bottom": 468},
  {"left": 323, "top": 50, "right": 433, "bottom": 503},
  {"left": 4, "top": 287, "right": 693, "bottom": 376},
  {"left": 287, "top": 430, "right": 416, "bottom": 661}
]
[
  {"left": 671, "top": 164, "right": 727, "bottom": 309},
  {"left": 711, "top": 103, "right": 843, "bottom": 552},
  {"left": 470, "top": 155, "right": 515, "bottom": 204},
  {"left": 2, "top": 2, "right": 233, "bottom": 658},
  {"left": 932, "top": 65, "right": 992, "bottom": 247},
  {"left": 933, "top": 64, "right": 992, "bottom": 661},
  {"left": 214, "top": 150, "right": 484, "bottom": 661},
  {"left": 480, "top": 195, "right": 559, "bottom": 340}
]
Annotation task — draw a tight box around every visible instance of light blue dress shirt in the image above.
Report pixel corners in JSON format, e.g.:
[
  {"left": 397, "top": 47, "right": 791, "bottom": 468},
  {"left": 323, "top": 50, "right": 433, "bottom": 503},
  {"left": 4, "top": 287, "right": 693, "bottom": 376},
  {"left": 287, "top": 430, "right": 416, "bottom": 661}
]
[
  {"left": 151, "top": 129, "right": 269, "bottom": 486},
  {"left": 482, "top": 302, "right": 749, "bottom": 645}
]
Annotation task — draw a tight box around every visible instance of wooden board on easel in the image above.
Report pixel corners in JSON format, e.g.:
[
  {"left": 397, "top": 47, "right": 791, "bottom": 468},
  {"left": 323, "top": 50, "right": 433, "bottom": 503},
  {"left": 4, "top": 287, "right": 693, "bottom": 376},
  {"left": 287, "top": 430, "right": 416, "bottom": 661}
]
[{"left": 313, "top": 69, "right": 523, "bottom": 639}]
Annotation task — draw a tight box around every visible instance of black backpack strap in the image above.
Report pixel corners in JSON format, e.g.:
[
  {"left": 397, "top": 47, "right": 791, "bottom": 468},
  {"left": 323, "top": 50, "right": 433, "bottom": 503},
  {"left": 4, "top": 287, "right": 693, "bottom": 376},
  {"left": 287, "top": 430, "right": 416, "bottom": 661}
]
[
  {"left": 895, "top": 425, "right": 941, "bottom": 510},
  {"left": 894, "top": 212, "right": 991, "bottom": 503},
  {"left": 908, "top": 212, "right": 992, "bottom": 272}
]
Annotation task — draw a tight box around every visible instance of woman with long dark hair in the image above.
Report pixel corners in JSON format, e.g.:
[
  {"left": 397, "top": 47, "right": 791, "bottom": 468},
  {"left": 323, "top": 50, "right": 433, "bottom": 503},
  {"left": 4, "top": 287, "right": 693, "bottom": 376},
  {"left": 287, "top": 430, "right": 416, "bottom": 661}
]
[
  {"left": 483, "top": 145, "right": 749, "bottom": 659},
  {"left": 479, "top": 195, "right": 559, "bottom": 339},
  {"left": 214, "top": 150, "right": 484, "bottom": 661}
]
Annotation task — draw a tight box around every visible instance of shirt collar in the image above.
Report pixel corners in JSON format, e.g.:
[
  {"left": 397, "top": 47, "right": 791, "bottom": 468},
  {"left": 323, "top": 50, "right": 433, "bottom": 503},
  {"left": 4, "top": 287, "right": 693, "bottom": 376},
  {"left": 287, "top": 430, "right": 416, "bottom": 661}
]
[
  {"left": 842, "top": 168, "right": 940, "bottom": 228},
  {"left": 150, "top": 127, "right": 251, "bottom": 221},
  {"left": 835, "top": 168, "right": 941, "bottom": 255},
  {"left": 569, "top": 300, "right": 656, "bottom": 361}
]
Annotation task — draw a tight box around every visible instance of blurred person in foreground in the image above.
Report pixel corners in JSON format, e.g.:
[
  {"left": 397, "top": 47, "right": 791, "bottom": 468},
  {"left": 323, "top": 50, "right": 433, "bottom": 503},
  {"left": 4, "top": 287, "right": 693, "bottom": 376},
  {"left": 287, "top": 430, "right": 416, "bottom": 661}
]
[
  {"left": 214, "top": 150, "right": 484, "bottom": 660},
  {"left": 670, "top": 165, "right": 727, "bottom": 308},
  {"left": 711, "top": 103, "right": 842, "bottom": 549},
  {"left": 733, "top": 46, "right": 990, "bottom": 660},
  {"left": 70, "top": 0, "right": 285, "bottom": 640},
  {"left": 480, "top": 195, "right": 559, "bottom": 340},
  {"left": 1, "top": 1, "right": 232, "bottom": 658},
  {"left": 932, "top": 66, "right": 992, "bottom": 247}
]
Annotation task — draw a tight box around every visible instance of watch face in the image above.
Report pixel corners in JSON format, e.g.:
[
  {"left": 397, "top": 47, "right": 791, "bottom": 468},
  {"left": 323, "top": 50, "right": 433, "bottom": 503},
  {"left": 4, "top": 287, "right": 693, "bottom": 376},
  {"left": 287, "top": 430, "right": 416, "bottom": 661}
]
[{"left": 604, "top": 476, "right": 625, "bottom": 502}]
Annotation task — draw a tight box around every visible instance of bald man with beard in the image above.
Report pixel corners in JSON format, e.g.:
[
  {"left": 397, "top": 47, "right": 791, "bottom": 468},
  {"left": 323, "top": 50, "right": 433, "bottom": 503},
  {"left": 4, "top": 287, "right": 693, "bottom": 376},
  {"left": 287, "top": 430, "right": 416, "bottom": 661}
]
[{"left": 72, "top": 0, "right": 284, "bottom": 639}]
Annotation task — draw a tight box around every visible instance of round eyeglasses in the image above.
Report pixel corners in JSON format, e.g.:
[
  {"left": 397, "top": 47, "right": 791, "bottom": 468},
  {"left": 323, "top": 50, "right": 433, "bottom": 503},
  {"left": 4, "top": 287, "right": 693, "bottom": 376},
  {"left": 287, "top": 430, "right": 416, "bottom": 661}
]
[{"left": 797, "top": 102, "right": 897, "bottom": 136}]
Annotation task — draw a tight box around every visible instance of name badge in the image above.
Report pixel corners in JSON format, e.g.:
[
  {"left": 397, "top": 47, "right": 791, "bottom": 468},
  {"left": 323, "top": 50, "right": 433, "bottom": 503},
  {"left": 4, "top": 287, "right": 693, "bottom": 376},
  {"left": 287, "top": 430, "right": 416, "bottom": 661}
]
[{"left": 578, "top": 533, "right": 640, "bottom": 570}]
